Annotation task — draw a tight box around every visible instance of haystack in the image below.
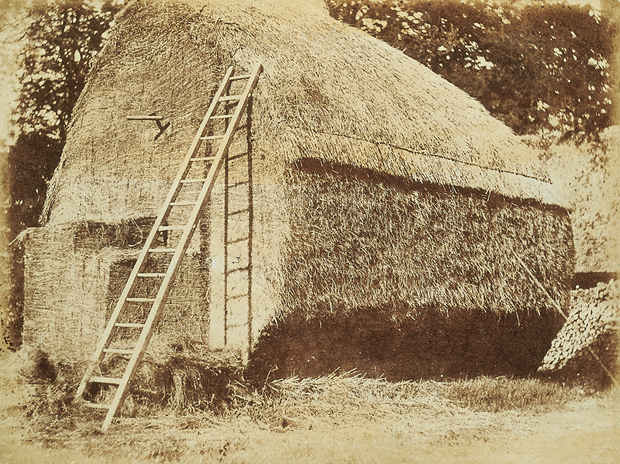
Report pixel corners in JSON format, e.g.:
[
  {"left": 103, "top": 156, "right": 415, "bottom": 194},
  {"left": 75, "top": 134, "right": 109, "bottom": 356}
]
[{"left": 22, "top": 0, "right": 574, "bottom": 379}]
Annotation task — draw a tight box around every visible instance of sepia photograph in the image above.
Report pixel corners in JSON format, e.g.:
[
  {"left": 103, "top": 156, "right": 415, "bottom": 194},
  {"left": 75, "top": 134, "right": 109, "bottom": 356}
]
[{"left": 0, "top": 0, "right": 619, "bottom": 462}]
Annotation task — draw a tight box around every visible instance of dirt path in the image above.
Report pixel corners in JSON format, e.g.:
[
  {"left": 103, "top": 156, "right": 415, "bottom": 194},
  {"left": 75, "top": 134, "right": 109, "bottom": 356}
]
[
  {"left": 1, "top": 351, "right": 618, "bottom": 464},
  {"left": 2, "top": 394, "right": 618, "bottom": 463},
  {"left": 208, "top": 396, "right": 620, "bottom": 464}
]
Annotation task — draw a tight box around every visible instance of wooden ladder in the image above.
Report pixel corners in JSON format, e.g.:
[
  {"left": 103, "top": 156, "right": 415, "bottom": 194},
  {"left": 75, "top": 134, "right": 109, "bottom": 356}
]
[{"left": 75, "top": 63, "right": 262, "bottom": 431}]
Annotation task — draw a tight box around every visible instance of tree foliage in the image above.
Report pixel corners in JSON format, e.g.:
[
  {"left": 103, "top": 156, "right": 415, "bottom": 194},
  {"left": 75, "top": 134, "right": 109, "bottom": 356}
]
[
  {"left": 535, "top": 127, "right": 620, "bottom": 272},
  {"left": 15, "top": 0, "right": 121, "bottom": 141},
  {"left": 8, "top": 0, "right": 122, "bottom": 238},
  {"left": 328, "top": 0, "right": 616, "bottom": 139}
]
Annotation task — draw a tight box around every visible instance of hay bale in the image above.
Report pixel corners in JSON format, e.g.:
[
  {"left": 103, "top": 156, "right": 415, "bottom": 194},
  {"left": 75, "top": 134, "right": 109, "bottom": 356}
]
[
  {"left": 23, "top": 224, "right": 119, "bottom": 363},
  {"left": 248, "top": 162, "right": 572, "bottom": 380},
  {"left": 22, "top": 219, "right": 210, "bottom": 363}
]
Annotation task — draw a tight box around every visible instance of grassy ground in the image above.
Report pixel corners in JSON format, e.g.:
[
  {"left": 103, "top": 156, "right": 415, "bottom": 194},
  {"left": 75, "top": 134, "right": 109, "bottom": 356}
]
[{"left": 1, "top": 350, "right": 619, "bottom": 464}]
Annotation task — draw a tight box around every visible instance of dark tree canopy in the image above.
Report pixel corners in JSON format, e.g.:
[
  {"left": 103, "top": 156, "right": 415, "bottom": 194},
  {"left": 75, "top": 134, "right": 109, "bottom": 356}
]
[
  {"left": 328, "top": 0, "right": 616, "bottom": 139},
  {"left": 8, "top": 0, "right": 122, "bottom": 238}
]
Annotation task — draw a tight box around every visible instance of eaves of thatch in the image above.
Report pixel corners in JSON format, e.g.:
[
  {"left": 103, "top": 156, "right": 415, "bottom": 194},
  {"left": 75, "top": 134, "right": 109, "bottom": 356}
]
[{"left": 184, "top": 0, "right": 560, "bottom": 203}]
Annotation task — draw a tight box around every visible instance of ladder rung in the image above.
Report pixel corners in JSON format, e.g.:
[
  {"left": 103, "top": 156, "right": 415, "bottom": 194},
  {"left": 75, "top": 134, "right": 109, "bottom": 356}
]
[
  {"left": 159, "top": 225, "right": 186, "bottom": 231},
  {"left": 200, "top": 135, "right": 224, "bottom": 141},
  {"left": 127, "top": 115, "right": 163, "bottom": 121},
  {"left": 181, "top": 179, "right": 207, "bottom": 184},
  {"left": 228, "top": 208, "right": 250, "bottom": 216},
  {"left": 229, "top": 74, "right": 251, "bottom": 81},
  {"left": 170, "top": 201, "right": 196, "bottom": 206},
  {"left": 103, "top": 348, "right": 134, "bottom": 355},
  {"left": 227, "top": 153, "right": 248, "bottom": 162},
  {"left": 90, "top": 376, "right": 122, "bottom": 385},
  {"left": 83, "top": 401, "right": 111, "bottom": 409},
  {"left": 229, "top": 180, "right": 250, "bottom": 188},
  {"left": 227, "top": 236, "right": 249, "bottom": 245},
  {"left": 211, "top": 114, "right": 233, "bottom": 120},
  {"left": 226, "top": 266, "right": 250, "bottom": 275},
  {"left": 137, "top": 273, "right": 167, "bottom": 278},
  {"left": 226, "top": 293, "right": 248, "bottom": 301},
  {"left": 191, "top": 157, "right": 216, "bottom": 162},
  {"left": 219, "top": 95, "right": 241, "bottom": 102},
  {"left": 148, "top": 248, "right": 176, "bottom": 253},
  {"left": 115, "top": 323, "right": 145, "bottom": 328},
  {"left": 126, "top": 297, "right": 156, "bottom": 302}
]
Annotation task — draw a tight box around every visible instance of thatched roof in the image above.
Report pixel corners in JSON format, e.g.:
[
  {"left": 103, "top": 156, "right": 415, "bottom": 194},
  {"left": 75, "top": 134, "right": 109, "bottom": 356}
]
[{"left": 42, "top": 0, "right": 562, "bottom": 225}]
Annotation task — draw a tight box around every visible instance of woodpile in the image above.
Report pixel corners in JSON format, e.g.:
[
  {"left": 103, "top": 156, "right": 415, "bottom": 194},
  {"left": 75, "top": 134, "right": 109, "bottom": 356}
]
[{"left": 539, "top": 280, "right": 619, "bottom": 385}]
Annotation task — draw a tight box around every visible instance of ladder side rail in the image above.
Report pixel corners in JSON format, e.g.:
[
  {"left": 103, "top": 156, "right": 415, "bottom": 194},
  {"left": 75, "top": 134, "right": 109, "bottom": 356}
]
[
  {"left": 75, "top": 67, "right": 235, "bottom": 403},
  {"left": 101, "top": 64, "right": 262, "bottom": 430},
  {"left": 75, "top": 181, "right": 176, "bottom": 401},
  {"left": 74, "top": 231, "right": 160, "bottom": 401},
  {"left": 138, "top": 62, "right": 262, "bottom": 349},
  {"left": 116, "top": 65, "right": 242, "bottom": 364},
  {"left": 102, "top": 211, "right": 205, "bottom": 430},
  {"left": 137, "top": 63, "right": 263, "bottom": 353}
]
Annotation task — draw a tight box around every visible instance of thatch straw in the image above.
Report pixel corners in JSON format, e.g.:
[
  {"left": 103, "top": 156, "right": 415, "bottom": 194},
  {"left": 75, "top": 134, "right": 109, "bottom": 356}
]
[
  {"left": 279, "top": 161, "right": 574, "bottom": 320},
  {"left": 42, "top": 0, "right": 561, "bottom": 226}
]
